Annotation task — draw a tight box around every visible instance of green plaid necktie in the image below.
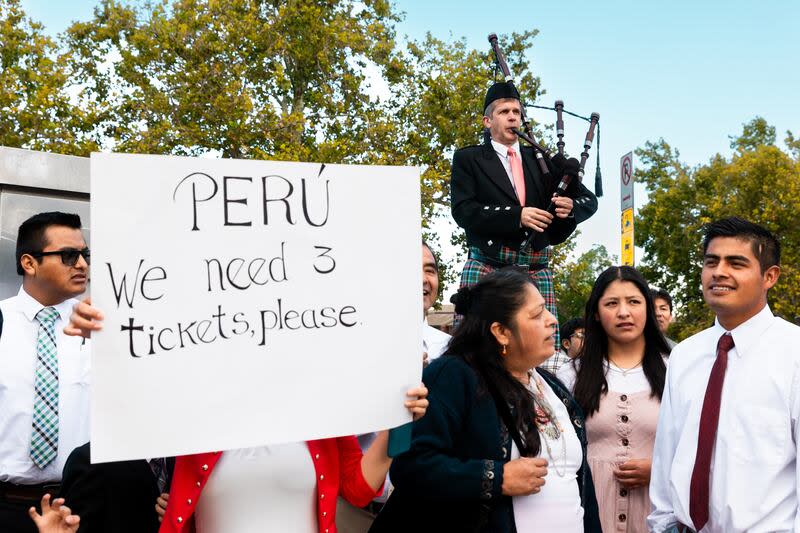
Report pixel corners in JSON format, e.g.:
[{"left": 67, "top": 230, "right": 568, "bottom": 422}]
[{"left": 31, "top": 306, "right": 60, "bottom": 469}]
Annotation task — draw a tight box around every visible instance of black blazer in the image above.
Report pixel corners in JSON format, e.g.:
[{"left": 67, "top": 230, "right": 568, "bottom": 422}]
[
  {"left": 369, "top": 356, "right": 601, "bottom": 533},
  {"left": 451, "top": 143, "right": 597, "bottom": 256},
  {"left": 59, "top": 443, "right": 174, "bottom": 533}
]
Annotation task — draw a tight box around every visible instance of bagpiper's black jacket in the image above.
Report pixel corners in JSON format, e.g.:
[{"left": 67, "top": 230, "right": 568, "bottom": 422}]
[{"left": 450, "top": 142, "right": 597, "bottom": 255}]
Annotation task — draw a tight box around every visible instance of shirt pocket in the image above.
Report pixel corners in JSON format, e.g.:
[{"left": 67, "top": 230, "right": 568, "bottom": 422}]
[
  {"left": 728, "top": 407, "right": 789, "bottom": 465},
  {"left": 60, "top": 339, "right": 91, "bottom": 386}
]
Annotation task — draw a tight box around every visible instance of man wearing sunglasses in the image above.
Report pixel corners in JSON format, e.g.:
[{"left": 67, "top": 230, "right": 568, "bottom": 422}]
[{"left": 0, "top": 211, "right": 90, "bottom": 532}]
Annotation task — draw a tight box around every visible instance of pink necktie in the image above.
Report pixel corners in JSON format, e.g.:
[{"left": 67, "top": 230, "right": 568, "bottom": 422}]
[
  {"left": 689, "top": 332, "right": 735, "bottom": 531},
  {"left": 507, "top": 146, "right": 526, "bottom": 206}
]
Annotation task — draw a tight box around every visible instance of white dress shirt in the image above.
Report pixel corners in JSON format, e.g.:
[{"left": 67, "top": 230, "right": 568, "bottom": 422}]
[
  {"left": 423, "top": 318, "right": 451, "bottom": 363},
  {"left": 0, "top": 286, "right": 91, "bottom": 484},
  {"left": 647, "top": 305, "right": 800, "bottom": 533}
]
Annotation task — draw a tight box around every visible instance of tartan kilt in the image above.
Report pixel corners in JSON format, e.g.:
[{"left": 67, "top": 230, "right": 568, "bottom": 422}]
[{"left": 456, "top": 245, "right": 560, "bottom": 349}]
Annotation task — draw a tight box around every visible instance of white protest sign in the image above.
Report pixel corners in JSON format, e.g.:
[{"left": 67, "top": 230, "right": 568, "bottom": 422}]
[{"left": 90, "top": 153, "right": 422, "bottom": 463}]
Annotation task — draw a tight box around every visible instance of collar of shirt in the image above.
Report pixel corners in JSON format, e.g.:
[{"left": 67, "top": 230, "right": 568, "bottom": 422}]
[
  {"left": 712, "top": 304, "right": 774, "bottom": 359},
  {"left": 17, "top": 285, "right": 74, "bottom": 325},
  {"left": 490, "top": 139, "right": 520, "bottom": 161}
]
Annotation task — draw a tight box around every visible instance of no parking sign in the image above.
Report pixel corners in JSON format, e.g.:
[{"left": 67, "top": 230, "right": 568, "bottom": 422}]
[{"left": 620, "top": 152, "right": 634, "bottom": 266}]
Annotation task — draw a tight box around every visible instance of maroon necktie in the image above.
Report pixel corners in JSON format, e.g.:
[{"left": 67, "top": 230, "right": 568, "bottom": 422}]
[{"left": 689, "top": 332, "right": 735, "bottom": 531}]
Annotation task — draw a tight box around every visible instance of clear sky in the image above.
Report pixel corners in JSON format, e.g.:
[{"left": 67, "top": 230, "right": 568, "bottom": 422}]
[{"left": 21, "top": 0, "right": 800, "bottom": 288}]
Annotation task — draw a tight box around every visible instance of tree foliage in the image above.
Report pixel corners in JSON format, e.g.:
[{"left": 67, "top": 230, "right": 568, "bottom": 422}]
[
  {"left": 729, "top": 116, "right": 775, "bottom": 154},
  {"left": 0, "top": 0, "right": 96, "bottom": 154},
  {"left": 635, "top": 117, "right": 800, "bottom": 339},
  {"left": 551, "top": 232, "right": 614, "bottom": 322},
  {"left": 63, "top": 0, "right": 403, "bottom": 160}
]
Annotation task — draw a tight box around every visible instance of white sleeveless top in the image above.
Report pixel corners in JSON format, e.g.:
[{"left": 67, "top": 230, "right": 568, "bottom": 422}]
[
  {"left": 511, "top": 376, "right": 584, "bottom": 532},
  {"left": 195, "top": 443, "right": 317, "bottom": 533}
]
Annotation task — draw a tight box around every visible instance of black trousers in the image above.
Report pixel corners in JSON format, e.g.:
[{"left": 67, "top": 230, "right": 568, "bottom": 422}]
[{"left": 0, "top": 498, "right": 38, "bottom": 533}]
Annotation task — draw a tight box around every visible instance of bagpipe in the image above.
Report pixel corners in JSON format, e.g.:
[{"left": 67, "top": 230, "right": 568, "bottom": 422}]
[{"left": 488, "top": 34, "right": 602, "bottom": 252}]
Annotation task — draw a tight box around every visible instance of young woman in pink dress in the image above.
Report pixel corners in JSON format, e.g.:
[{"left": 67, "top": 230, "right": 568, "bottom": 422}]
[{"left": 558, "top": 266, "right": 670, "bottom": 533}]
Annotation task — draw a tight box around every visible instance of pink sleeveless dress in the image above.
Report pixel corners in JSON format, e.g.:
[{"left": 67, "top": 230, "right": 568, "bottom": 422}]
[{"left": 585, "top": 389, "right": 660, "bottom": 533}]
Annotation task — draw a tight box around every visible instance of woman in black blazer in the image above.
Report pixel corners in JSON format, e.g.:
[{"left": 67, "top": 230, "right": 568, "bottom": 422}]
[{"left": 371, "top": 267, "right": 601, "bottom": 533}]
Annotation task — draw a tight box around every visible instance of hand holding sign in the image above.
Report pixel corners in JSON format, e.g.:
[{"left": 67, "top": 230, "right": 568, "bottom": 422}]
[{"left": 64, "top": 297, "right": 102, "bottom": 337}]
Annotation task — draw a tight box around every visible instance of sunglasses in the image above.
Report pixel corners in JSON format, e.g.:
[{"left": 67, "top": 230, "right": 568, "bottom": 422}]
[{"left": 31, "top": 248, "right": 91, "bottom": 267}]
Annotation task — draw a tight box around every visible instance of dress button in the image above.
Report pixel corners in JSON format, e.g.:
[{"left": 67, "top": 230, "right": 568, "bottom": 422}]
[
  {"left": 177, "top": 517, "right": 183, "bottom": 523},
  {"left": 622, "top": 438, "right": 629, "bottom": 446},
  {"left": 201, "top": 464, "right": 208, "bottom": 471},
  {"left": 619, "top": 513, "right": 627, "bottom": 522},
  {"left": 573, "top": 418, "right": 583, "bottom": 428},
  {"left": 315, "top": 454, "right": 320, "bottom": 460},
  {"left": 187, "top": 498, "right": 192, "bottom": 504},
  {"left": 320, "top": 494, "right": 325, "bottom": 499},
  {"left": 620, "top": 394, "right": 628, "bottom": 401},
  {"left": 323, "top": 511, "right": 327, "bottom": 517},
  {"left": 319, "top": 474, "right": 324, "bottom": 481},
  {"left": 487, "top": 471, "right": 494, "bottom": 480},
  {"left": 620, "top": 489, "right": 628, "bottom": 497},
  {"left": 196, "top": 481, "right": 201, "bottom": 487},
  {"left": 621, "top": 415, "right": 629, "bottom": 423}
]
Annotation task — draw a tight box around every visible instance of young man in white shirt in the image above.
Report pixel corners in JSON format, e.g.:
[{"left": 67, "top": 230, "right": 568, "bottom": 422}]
[
  {"left": 648, "top": 217, "right": 800, "bottom": 533},
  {"left": 0, "top": 212, "right": 90, "bottom": 533}
]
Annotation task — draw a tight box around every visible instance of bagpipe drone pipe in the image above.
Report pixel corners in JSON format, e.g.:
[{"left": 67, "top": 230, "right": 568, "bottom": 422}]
[{"left": 488, "top": 33, "right": 602, "bottom": 253}]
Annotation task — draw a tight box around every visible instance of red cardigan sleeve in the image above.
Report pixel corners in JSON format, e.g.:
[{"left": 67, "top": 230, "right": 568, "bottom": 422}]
[{"left": 334, "top": 435, "right": 383, "bottom": 507}]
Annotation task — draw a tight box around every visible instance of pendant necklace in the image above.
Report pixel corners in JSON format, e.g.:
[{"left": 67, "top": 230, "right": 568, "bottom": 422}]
[
  {"left": 529, "top": 374, "right": 567, "bottom": 477},
  {"left": 609, "top": 359, "right": 643, "bottom": 377}
]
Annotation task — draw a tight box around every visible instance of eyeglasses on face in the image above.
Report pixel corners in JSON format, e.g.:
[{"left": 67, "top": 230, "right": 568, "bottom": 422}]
[
  {"left": 30, "top": 248, "right": 91, "bottom": 267},
  {"left": 570, "top": 332, "right": 585, "bottom": 339}
]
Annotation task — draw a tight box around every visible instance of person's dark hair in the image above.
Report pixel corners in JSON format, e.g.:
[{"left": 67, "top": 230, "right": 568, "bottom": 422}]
[
  {"left": 16, "top": 212, "right": 83, "bottom": 275},
  {"left": 650, "top": 287, "right": 673, "bottom": 312},
  {"left": 560, "top": 317, "right": 584, "bottom": 348},
  {"left": 572, "top": 266, "right": 669, "bottom": 415},
  {"left": 446, "top": 267, "right": 541, "bottom": 457},
  {"left": 421, "top": 240, "right": 439, "bottom": 273},
  {"left": 702, "top": 216, "right": 780, "bottom": 273}
]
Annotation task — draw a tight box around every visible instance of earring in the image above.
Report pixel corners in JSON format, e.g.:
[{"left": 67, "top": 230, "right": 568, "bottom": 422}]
[{"left": 502, "top": 344, "right": 507, "bottom": 355}]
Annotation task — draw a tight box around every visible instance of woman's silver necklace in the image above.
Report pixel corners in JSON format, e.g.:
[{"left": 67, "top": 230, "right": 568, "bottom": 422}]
[
  {"left": 529, "top": 374, "right": 567, "bottom": 477},
  {"left": 609, "top": 359, "right": 643, "bottom": 377}
]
